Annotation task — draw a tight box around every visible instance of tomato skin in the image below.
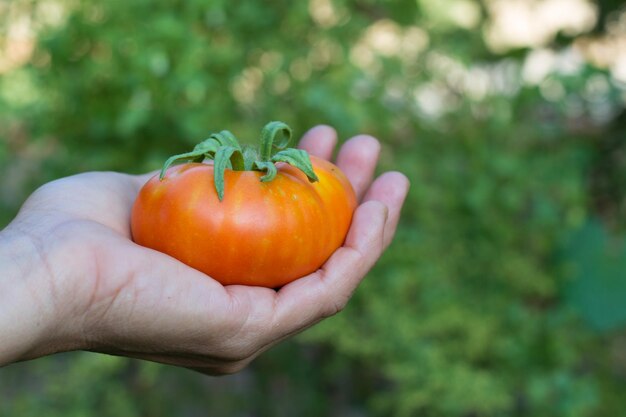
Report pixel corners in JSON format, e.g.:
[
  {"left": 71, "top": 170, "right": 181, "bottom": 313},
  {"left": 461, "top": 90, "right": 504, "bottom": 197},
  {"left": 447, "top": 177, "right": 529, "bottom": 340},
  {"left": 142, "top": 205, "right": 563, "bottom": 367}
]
[{"left": 131, "top": 156, "right": 357, "bottom": 287}]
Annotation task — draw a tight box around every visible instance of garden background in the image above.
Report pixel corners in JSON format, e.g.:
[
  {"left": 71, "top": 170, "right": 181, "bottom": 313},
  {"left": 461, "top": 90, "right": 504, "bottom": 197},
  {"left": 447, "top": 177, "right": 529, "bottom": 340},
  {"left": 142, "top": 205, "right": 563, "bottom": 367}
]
[{"left": 1, "top": 0, "right": 626, "bottom": 416}]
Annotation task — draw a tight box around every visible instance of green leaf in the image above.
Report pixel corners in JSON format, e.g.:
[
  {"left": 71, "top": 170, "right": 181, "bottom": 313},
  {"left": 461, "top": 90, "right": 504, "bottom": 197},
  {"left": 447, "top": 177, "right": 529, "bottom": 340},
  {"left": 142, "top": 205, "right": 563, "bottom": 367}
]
[{"left": 563, "top": 219, "right": 626, "bottom": 332}]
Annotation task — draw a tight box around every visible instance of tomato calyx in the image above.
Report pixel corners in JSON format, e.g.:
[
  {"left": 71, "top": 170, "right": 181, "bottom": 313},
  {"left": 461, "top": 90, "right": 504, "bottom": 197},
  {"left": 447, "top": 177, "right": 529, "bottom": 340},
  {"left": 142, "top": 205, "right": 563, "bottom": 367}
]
[{"left": 159, "top": 121, "right": 319, "bottom": 201}]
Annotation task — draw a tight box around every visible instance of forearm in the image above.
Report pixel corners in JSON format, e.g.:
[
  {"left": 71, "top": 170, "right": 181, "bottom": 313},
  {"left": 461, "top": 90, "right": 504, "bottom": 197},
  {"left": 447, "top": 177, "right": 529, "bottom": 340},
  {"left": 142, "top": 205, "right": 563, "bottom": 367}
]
[{"left": 0, "top": 226, "right": 61, "bottom": 365}]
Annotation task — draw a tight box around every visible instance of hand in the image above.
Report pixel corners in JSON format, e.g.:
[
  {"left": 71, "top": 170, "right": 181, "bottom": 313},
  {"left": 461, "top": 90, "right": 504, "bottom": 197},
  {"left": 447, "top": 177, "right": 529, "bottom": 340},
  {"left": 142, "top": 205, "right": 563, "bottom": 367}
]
[{"left": 0, "top": 126, "right": 409, "bottom": 373}]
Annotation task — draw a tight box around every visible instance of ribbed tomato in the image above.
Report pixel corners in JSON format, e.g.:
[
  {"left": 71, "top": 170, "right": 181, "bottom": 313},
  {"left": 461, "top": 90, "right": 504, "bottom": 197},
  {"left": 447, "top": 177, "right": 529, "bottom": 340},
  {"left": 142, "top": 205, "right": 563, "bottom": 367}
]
[{"left": 131, "top": 123, "right": 356, "bottom": 288}]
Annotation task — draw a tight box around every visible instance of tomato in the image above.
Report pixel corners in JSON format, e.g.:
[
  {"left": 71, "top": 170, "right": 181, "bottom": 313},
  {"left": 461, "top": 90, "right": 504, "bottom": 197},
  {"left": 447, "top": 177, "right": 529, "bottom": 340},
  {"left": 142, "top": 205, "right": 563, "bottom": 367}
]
[{"left": 131, "top": 122, "right": 356, "bottom": 288}]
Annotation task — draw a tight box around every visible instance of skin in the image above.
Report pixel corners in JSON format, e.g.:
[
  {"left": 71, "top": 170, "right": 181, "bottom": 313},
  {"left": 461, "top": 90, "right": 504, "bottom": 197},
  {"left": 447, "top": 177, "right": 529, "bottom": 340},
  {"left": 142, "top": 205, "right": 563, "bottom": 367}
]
[{"left": 0, "top": 126, "right": 409, "bottom": 374}]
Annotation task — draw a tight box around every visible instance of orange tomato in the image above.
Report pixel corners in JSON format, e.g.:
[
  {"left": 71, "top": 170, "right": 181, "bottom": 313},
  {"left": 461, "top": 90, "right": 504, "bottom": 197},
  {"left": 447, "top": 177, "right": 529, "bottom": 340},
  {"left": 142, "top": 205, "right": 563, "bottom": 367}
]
[{"left": 131, "top": 156, "right": 356, "bottom": 287}]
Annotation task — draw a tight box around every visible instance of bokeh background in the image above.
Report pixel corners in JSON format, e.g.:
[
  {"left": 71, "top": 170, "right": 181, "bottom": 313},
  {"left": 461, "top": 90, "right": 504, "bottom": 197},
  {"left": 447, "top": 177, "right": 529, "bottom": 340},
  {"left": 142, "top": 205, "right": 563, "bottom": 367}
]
[{"left": 1, "top": 0, "right": 626, "bottom": 415}]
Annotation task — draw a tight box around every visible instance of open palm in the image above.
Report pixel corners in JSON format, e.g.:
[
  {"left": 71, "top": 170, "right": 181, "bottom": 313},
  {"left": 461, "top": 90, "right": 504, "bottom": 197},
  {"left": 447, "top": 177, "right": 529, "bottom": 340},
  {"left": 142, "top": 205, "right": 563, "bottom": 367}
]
[{"left": 9, "top": 126, "right": 408, "bottom": 373}]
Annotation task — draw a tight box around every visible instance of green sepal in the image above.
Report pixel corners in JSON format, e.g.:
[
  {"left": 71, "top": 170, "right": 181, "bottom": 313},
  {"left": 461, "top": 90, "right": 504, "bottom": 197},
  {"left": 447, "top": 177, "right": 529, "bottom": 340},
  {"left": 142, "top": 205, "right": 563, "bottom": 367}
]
[
  {"left": 159, "top": 138, "right": 220, "bottom": 179},
  {"left": 242, "top": 146, "right": 258, "bottom": 171},
  {"left": 210, "top": 130, "right": 240, "bottom": 149},
  {"left": 214, "top": 146, "right": 243, "bottom": 201},
  {"left": 160, "top": 151, "right": 206, "bottom": 180},
  {"left": 212, "top": 131, "right": 245, "bottom": 170},
  {"left": 193, "top": 138, "right": 220, "bottom": 153},
  {"left": 254, "top": 161, "right": 278, "bottom": 182},
  {"left": 272, "top": 149, "right": 319, "bottom": 183},
  {"left": 259, "top": 121, "right": 293, "bottom": 161},
  {"left": 159, "top": 121, "right": 319, "bottom": 201}
]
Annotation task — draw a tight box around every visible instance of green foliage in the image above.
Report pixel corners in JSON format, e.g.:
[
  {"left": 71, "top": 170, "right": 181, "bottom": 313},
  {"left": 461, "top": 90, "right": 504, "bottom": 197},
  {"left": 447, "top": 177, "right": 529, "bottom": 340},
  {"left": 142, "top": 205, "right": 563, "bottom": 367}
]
[
  {"left": 564, "top": 220, "right": 626, "bottom": 331},
  {"left": 2, "top": 0, "right": 626, "bottom": 416}
]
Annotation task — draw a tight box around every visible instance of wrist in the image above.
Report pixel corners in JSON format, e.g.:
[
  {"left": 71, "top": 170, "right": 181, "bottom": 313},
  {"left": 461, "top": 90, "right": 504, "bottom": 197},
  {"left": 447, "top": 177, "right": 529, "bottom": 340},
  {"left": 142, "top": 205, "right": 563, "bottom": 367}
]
[{"left": 0, "top": 225, "right": 75, "bottom": 365}]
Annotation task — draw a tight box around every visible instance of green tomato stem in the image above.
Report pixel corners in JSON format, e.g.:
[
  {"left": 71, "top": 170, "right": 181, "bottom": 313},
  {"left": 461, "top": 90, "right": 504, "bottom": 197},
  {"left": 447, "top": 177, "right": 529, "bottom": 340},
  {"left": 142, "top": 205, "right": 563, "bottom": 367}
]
[{"left": 159, "top": 121, "right": 319, "bottom": 201}]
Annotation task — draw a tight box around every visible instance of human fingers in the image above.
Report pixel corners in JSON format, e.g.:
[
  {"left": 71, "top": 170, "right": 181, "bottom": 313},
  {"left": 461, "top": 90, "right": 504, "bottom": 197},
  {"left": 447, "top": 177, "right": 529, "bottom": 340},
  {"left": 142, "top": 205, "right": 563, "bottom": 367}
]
[
  {"left": 297, "top": 125, "right": 337, "bottom": 160},
  {"left": 268, "top": 199, "right": 388, "bottom": 338},
  {"left": 335, "top": 135, "right": 381, "bottom": 201},
  {"left": 361, "top": 171, "right": 410, "bottom": 249},
  {"left": 258, "top": 171, "right": 408, "bottom": 342}
]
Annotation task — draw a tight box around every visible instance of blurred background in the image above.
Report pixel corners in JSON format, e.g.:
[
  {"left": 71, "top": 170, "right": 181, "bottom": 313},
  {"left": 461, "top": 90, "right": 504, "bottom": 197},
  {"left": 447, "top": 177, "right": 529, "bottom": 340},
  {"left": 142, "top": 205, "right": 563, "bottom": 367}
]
[{"left": 1, "top": 0, "right": 626, "bottom": 415}]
